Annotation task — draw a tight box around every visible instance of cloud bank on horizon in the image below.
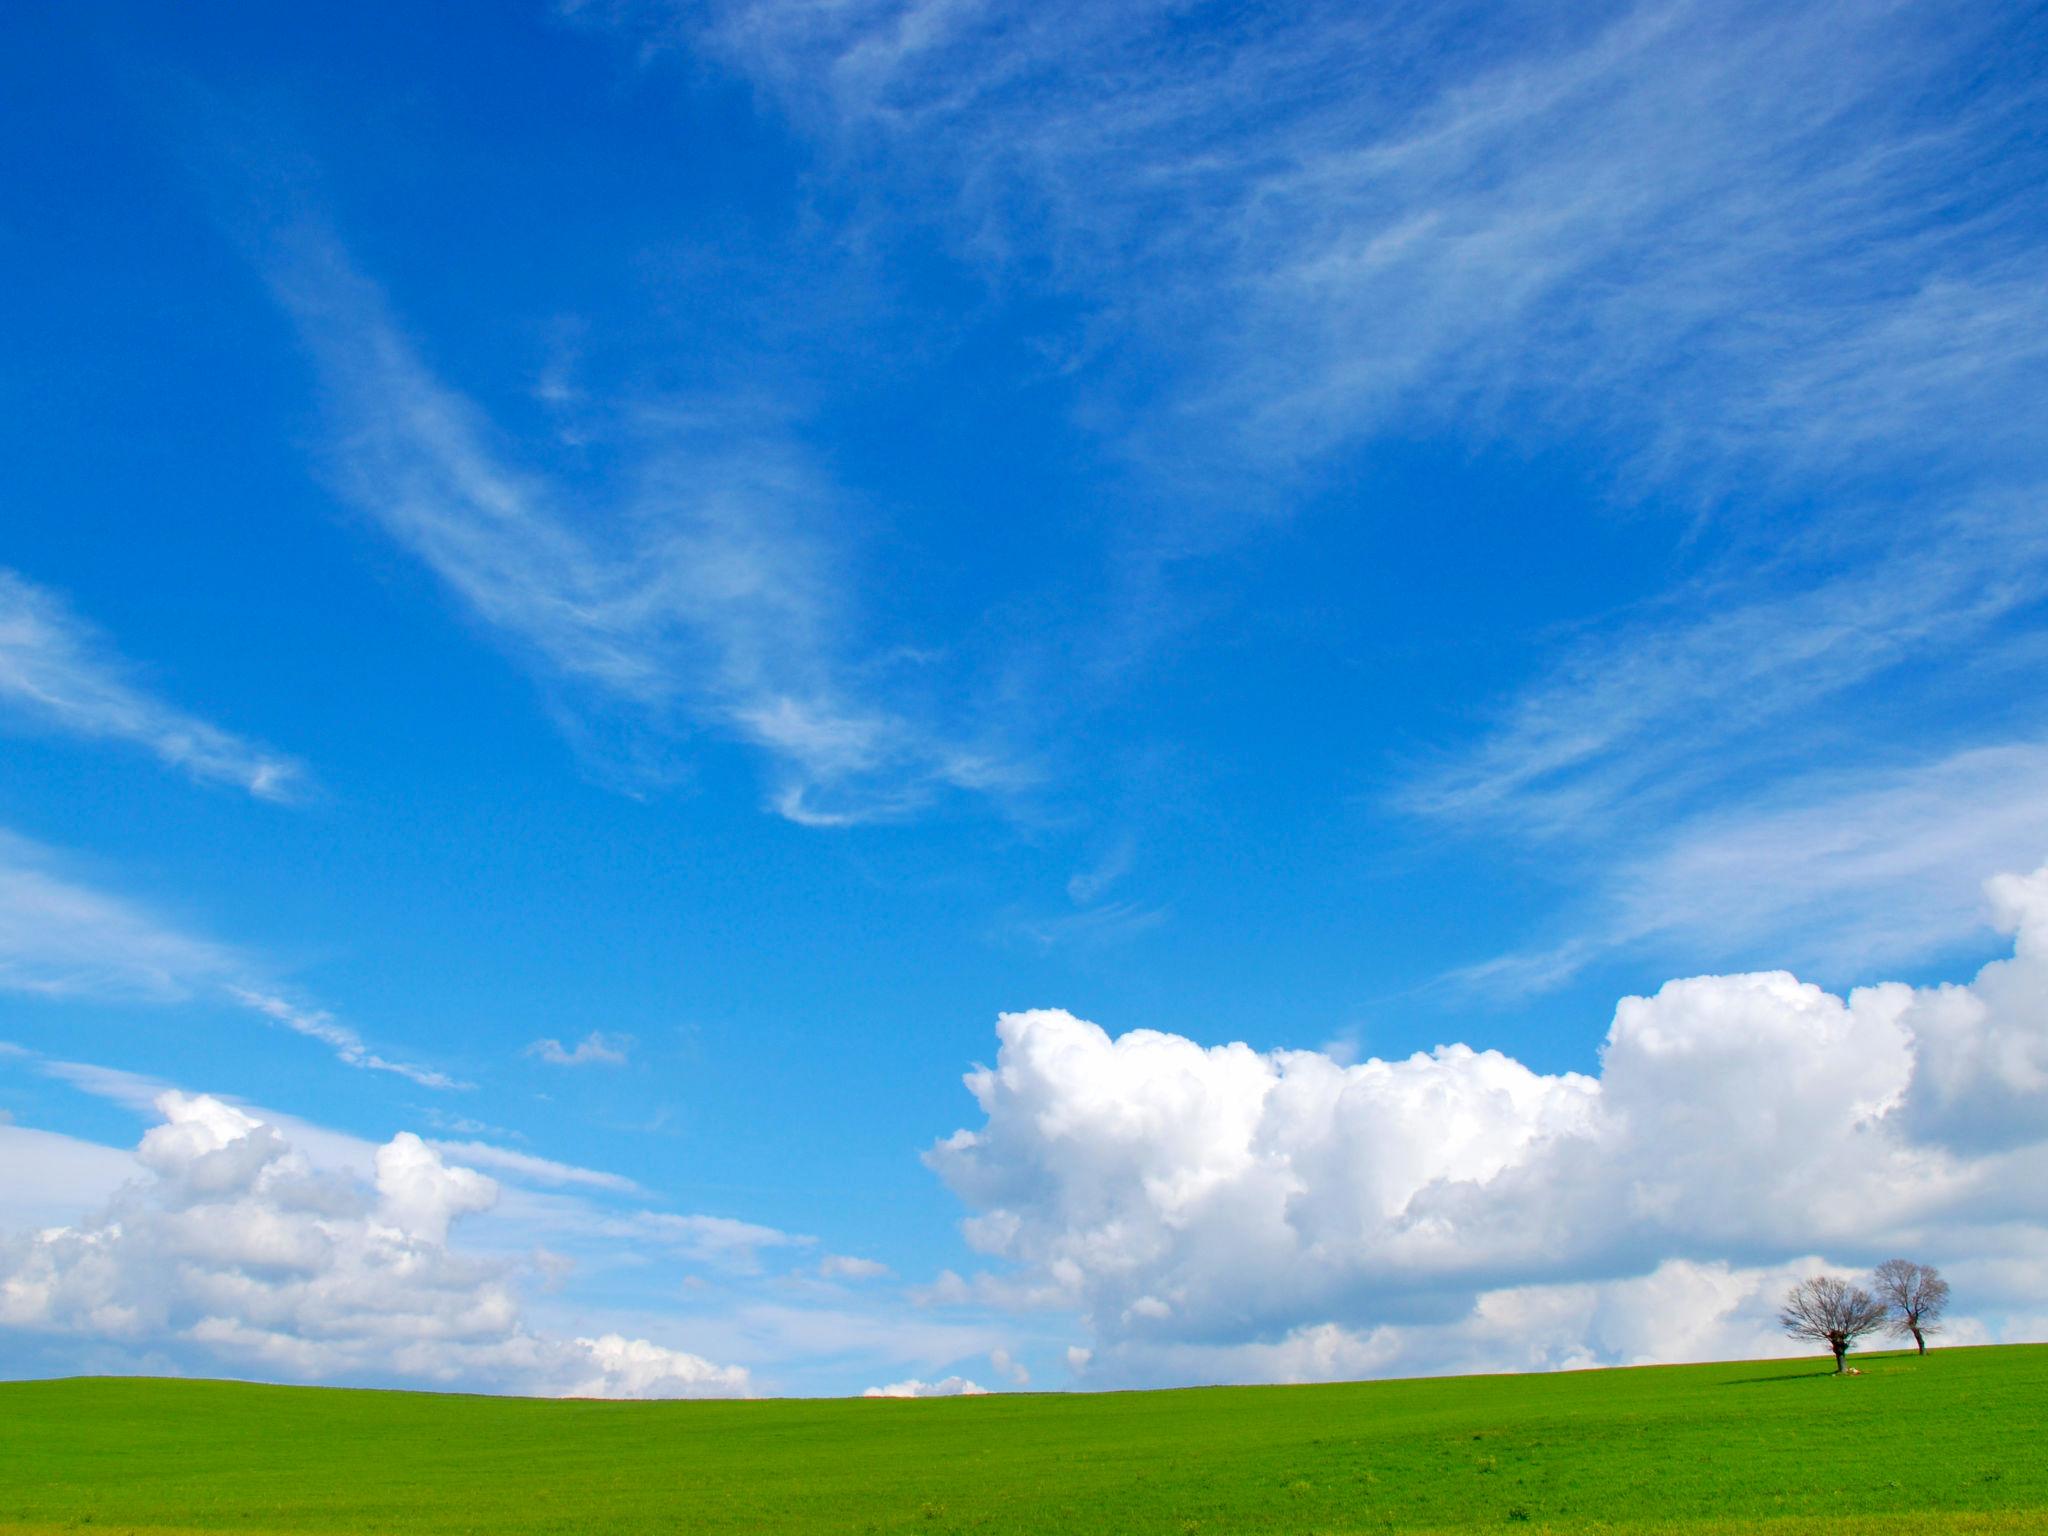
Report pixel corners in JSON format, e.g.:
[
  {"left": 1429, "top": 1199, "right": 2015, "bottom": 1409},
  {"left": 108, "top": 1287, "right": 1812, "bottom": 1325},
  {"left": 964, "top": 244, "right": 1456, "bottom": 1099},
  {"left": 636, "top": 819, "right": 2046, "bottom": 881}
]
[
  {"left": 3, "top": 0, "right": 2046, "bottom": 1398},
  {"left": 925, "top": 863, "right": 2048, "bottom": 1387},
  {"left": 0, "top": 1090, "right": 745, "bottom": 1397},
  {"left": 5, "top": 861, "right": 2044, "bottom": 1393}
]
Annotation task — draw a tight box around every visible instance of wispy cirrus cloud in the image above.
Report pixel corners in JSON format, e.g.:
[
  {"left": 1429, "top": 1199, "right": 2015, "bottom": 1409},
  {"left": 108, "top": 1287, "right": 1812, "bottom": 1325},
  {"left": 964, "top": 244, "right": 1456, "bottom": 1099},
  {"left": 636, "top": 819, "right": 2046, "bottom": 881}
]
[
  {"left": 1403, "top": 486, "right": 2048, "bottom": 985},
  {"left": 0, "top": 830, "right": 462, "bottom": 1088},
  {"left": 420, "top": 1139, "right": 646, "bottom": 1195},
  {"left": 226, "top": 985, "right": 468, "bottom": 1091},
  {"left": 0, "top": 830, "right": 236, "bottom": 1002},
  {"left": 251, "top": 221, "right": 1024, "bottom": 826},
  {"left": 525, "top": 1031, "right": 633, "bottom": 1068},
  {"left": 681, "top": 0, "right": 2047, "bottom": 493},
  {"left": 608, "top": 0, "right": 2048, "bottom": 969},
  {"left": 819, "top": 1253, "right": 891, "bottom": 1281},
  {"left": 1006, "top": 899, "right": 1168, "bottom": 953},
  {"left": 1403, "top": 503, "right": 2048, "bottom": 843},
  {"left": 1603, "top": 741, "right": 2048, "bottom": 973},
  {"left": 1447, "top": 739, "right": 2048, "bottom": 992},
  {"left": 0, "top": 568, "right": 304, "bottom": 800}
]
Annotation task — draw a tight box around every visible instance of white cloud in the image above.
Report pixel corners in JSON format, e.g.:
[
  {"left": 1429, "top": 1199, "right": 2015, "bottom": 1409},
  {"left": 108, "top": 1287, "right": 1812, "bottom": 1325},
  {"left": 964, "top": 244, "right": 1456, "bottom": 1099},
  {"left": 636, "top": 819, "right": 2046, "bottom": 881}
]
[
  {"left": 373, "top": 1130, "right": 498, "bottom": 1244},
  {"left": 1010, "top": 900, "right": 1169, "bottom": 953},
  {"left": 1404, "top": 524, "right": 2047, "bottom": 847},
  {"left": 656, "top": 0, "right": 2048, "bottom": 974},
  {"left": 1460, "top": 740, "right": 2048, "bottom": 988},
  {"left": 0, "top": 1123, "right": 137, "bottom": 1232},
  {"left": 1601, "top": 741, "right": 2048, "bottom": 974},
  {"left": 525, "top": 1031, "right": 632, "bottom": 1068},
  {"left": 1103, "top": 1254, "right": 1993, "bottom": 1387},
  {"left": 862, "top": 1375, "right": 988, "bottom": 1398},
  {"left": 618, "top": 1211, "right": 814, "bottom": 1273},
  {"left": 228, "top": 987, "right": 467, "bottom": 1091},
  {"left": 255, "top": 223, "right": 1024, "bottom": 825},
  {"left": 4, "top": 1049, "right": 1033, "bottom": 1399},
  {"left": 0, "top": 832, "right": 236, "bottom": 1003},
  {"left": 819, "top": 1253, "right": 891, "bottom": 1281},
  {"left": 682, "top": 0, "right": 2047, "bottom": 494},
  {"left": 0, "top": 1090, "right": 748, "bottom": 1397},
  {"left": 0, "top": 568, "right": 304, "bottom": 799},
  {"left": 425, "top": 1140, "right": 645, "bottom": 1195},
  {"left": 0, "top": 831, "right": 459, "bottom": 1088},
  {"left": 1065, "top": 838, "right": 1133, "bottom": 906},
  {"left": 568, "top": 1332, "right": 749, "bottom": 1397},
  {"left": 925, "top": 863, "right": 2048, "bottom": 1385}
]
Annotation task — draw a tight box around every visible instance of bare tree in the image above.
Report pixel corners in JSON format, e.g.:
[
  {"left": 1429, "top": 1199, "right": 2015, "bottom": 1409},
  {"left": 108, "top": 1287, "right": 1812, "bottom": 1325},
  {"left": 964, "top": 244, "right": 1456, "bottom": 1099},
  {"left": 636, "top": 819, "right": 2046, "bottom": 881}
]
[
  {"left": 1873, "top": 1259, "right": 1950, "bottom": 1355},
  {"left": 1779, "top": 1275, "right": 1890, "bottom": 1373}
]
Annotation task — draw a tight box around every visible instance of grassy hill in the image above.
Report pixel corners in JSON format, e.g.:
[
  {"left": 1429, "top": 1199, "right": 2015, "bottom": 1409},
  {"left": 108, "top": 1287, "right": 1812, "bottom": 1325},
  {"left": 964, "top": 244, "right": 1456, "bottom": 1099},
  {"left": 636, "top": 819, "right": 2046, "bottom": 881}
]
[{"left": 2, "top": 1345, "right": 2042, "bottom": 1534}]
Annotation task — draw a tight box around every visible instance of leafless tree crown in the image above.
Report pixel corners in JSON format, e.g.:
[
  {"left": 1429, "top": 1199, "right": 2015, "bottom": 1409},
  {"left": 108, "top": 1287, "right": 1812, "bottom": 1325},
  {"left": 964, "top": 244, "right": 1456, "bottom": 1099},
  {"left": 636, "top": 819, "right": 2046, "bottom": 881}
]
[
  {"left": 1873, "top": 1258, "right": 1950, "bottom": 1352},
  {"left": 1779, "top": 1275, "right": 1890, "bottom": 1369}
]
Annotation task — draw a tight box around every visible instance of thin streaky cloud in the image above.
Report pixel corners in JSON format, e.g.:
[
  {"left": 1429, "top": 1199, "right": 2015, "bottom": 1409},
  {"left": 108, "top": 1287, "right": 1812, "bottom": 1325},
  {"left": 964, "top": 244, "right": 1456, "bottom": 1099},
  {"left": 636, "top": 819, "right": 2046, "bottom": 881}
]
[
  {"left": 819, "top": 1254, "right": 892, "bottom": 1281},
  {"left": 1009, "top": 899, "right": 1168, "bottom": 953},
  {"left": 0, "top": 829, "right": 463, "bottom": 1089},
  {"left": 525, "top": 1031, "right": 633, "bottom": 1068},
  {"left": 0, "top": 568, "right": 305, "bottom": 800},
  {"left": 655, "top": 0, "right": 2048, "bottom": 975},
  {"left": 251, "top": 220, "right": 1028, "bottom": 826},
  {"left": 1401, "top": 492, "right": 2048, "bottom": 989},
  {"left": 1402, "top": 502, "right": 2048, "bottom": 842},
  {"left": 227, "top": 986, "right": 469, "bottom": 1091},
  {"left": 1452, "top": 738, "right": 2048, "bottom": 992},
  {"left": 0, "top": 830, "right": 234, "bottom": 1002},
  {"left": 1604, "top": 740, "right": 2048, "bottom": 973},
  {"left": 13, "top": 1044, "right": 641, "bottom": 1200},
  {"left": 1065, "top": 835, "right": 1133, "bottom": 906},
  {"left": 424, "top": 1139, "right": 646, "bottom": 1195},
  {"left": 612, "top": 1210, "right": 816, "bottom": 1274},
  {"left": 685, "top": 0, "right": 2047, "bottom": 496}
]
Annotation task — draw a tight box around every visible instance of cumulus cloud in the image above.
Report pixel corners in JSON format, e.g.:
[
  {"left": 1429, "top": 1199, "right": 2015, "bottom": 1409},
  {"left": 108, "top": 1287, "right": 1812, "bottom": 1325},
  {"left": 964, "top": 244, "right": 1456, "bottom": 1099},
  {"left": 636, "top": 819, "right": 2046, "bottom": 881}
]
[
  {"left": 927, "top": 864, "right": 2048, "bottom": 1386},
  {"left": 568, "top": 1333, "right": 749, "bottom": 1398},
  {"left": 0, "top": 1091, "right": 748, "bottom": 1397},
  {"left": 524, "top": 1031, "right": 632, "bottom": 1067},
  {"left": 862, "top": 1375, "right": 988, "bottom": 1398},
  {"left": 0, "top": 568, "right": 304, "bottom": 799},
  {"left": 1098, "top": 1254, "right": 1999, "bottom": 1388}
]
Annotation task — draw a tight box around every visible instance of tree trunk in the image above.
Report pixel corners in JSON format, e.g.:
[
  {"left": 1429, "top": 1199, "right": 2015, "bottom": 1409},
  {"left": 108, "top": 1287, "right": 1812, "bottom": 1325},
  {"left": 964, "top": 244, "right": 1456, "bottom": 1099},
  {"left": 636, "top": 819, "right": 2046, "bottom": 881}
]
[
  {"left": 1832, "top": 1341, "right": 1847, "bottom": 1373},
  {"left": 1911, "top": 1326, "right": 1926, "bottom": 1355}
]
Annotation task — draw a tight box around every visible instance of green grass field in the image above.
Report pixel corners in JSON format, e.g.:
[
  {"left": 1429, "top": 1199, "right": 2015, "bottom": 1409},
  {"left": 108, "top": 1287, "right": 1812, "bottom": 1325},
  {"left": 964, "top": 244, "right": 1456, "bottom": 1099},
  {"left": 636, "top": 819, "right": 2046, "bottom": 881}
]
[{"left": 2, "top": 1346, "right": 2042, "bottom": 1535}]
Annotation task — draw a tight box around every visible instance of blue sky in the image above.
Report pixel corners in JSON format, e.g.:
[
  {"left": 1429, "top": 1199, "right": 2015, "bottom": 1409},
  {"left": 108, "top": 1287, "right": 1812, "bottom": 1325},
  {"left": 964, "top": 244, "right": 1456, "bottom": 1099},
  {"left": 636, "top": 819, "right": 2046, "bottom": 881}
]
[{"left": 3, "top": 0, "right": 2047, "bottom": 1397}]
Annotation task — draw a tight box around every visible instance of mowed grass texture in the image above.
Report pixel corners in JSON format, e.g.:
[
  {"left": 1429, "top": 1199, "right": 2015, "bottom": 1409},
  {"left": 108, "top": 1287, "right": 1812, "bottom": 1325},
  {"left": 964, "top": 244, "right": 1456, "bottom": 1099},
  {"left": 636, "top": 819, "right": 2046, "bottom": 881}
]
[{"left": 1, "top": 1346, "right": 2042, "bottom": 1535}]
